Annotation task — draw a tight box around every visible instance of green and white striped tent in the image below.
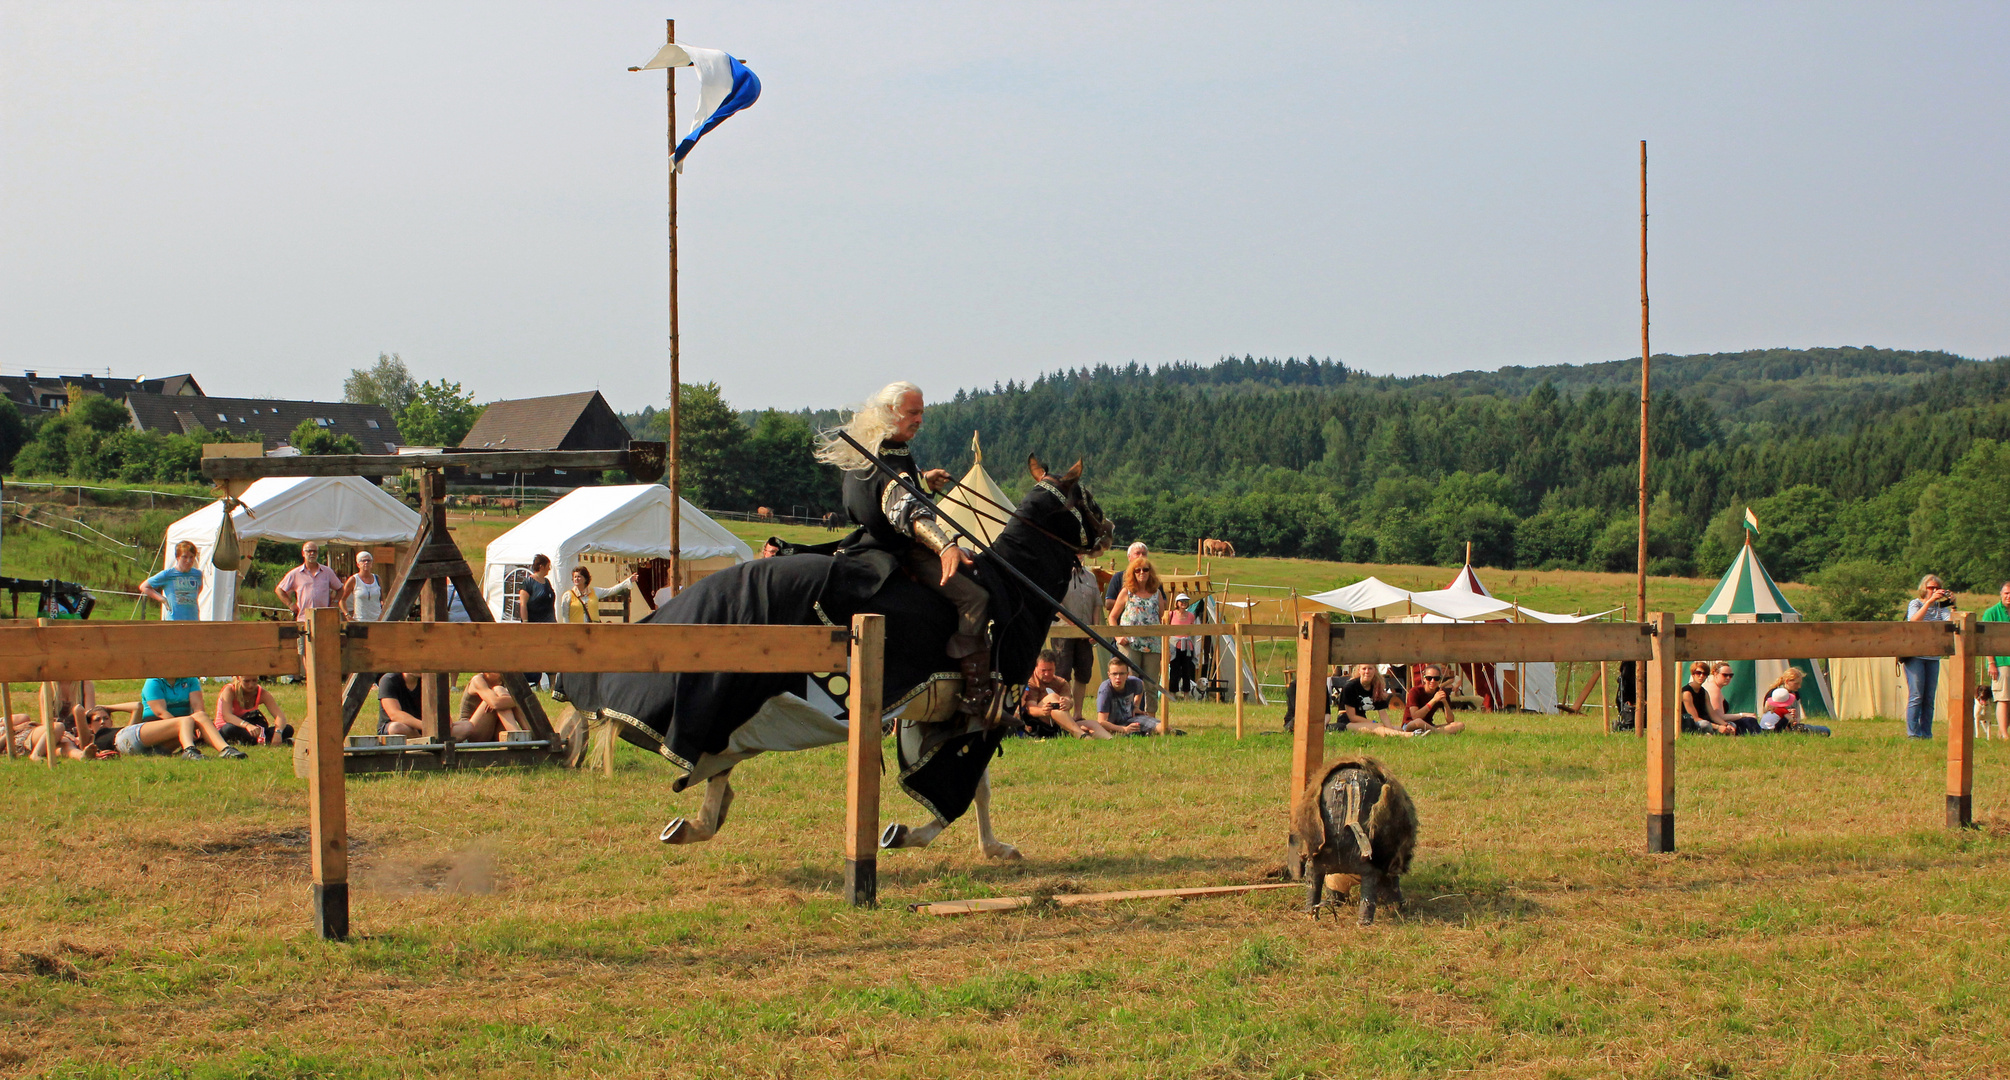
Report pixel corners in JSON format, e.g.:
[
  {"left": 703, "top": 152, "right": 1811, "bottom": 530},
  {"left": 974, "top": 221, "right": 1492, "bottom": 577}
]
[{"left": 1692, "top": 538, "right": 1835, "bottom": 717}]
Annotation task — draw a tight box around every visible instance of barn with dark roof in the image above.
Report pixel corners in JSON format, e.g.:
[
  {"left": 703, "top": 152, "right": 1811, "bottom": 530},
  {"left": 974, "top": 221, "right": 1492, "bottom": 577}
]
[{"left": 455, "top": 390, "right": 631, "bottom": 487}]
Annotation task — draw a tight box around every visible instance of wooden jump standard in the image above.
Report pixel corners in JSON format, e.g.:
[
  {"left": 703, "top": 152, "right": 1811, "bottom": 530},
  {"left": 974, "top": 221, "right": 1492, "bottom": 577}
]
[
  {"left": 1290, "top": 613, "right": 2005, "bottom": 868},
  {"left": 0, "top": 611, "right": 886, "bottom": 939}
]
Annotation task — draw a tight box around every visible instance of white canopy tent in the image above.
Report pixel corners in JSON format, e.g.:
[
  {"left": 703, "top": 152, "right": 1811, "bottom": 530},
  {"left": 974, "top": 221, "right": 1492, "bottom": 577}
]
[
  {"left": 482, "top": 485, "right": 753, "bottom": 620},
  {"left": 937, "top": 434, "right": 1015, "bottom": 549},
  {"left": 159, "top": 476, "right": 422, "bottom": 621}
]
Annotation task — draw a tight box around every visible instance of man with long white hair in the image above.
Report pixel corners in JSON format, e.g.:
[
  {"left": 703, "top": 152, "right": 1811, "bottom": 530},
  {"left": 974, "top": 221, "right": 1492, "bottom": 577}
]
[{"left": 817, "top": 382, "right": 994, "bottom": 717}]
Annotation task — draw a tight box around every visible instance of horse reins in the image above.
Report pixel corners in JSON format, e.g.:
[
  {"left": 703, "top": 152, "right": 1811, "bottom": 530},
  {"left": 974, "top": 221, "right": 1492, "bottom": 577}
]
[{"left": 935, "top": 478, "right": 1095, "bottom": 554}]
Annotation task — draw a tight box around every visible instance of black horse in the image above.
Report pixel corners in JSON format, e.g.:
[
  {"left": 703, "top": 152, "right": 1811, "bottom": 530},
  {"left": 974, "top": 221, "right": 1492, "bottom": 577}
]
[{"left": 553, "top": 457, "right": 1113, "bottom": 857}]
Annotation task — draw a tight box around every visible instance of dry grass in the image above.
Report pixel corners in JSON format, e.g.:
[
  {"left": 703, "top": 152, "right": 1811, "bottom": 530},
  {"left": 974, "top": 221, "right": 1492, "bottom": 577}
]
[{"left": 3, "top": 687, "right": 2007, "bottom": 1078}]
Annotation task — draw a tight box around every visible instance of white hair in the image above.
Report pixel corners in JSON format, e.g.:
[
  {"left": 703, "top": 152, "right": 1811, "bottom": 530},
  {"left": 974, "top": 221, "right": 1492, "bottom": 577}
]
[
  {"left": 816, "top": 381, "right": 922, "bottom": 470},
  {"left": 1127, "top": 542, "right": 1148, "bottom": 558}
]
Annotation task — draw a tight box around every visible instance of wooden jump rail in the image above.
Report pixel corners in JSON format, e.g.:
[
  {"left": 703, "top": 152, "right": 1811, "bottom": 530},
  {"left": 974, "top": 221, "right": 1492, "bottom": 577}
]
[
  {"left": 1291, "top": 613, "right": 2007, "bottom": 870},
  {"left": 0, "top": 611, "right": 888, "bottom": 939}
]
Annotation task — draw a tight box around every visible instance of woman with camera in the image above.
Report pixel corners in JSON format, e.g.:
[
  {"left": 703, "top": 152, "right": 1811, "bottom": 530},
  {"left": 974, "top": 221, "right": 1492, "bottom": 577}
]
[{"left": 1903, "top": 575, "right": 1958, "bottom": 739}]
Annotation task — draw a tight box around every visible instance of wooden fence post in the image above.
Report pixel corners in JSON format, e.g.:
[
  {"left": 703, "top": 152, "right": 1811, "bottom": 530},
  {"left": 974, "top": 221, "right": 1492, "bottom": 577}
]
[
  {"left": 1287, "top": 611, "right": 1329, "bottom": 878},
  {"left": 1946, "top": 610, "right": 1976, "bottom": 828},
  {"left": 1158, "top": 641, "right": 1173, "bottom": 735},
  {"left": 1233, "top": 625, "right": 1246, "bottom": 740},
  {"left": 2, "top": 683, "right": 14, "bottom": 759},
  {"left": 1645, "top": 612, "right": 1676, "bottom": 852},
  {"left": 1600, "top": 660, "right": 1611, "bottom": 734},
  {"left": 39, "top": 683, "right": 54, "bottom": 770},
  {"left": 845, "top": 613, "right": 885, "bottom": 907},
  {"left": 303, "top": 607, "right": 350, "bottom": 940}
]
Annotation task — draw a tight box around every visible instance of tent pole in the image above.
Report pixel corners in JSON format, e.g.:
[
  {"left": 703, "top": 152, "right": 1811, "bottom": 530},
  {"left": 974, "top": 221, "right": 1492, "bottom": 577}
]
[
  {"left": 665, "top": 17, "right": 683, "bottom": 597},
  {"left": 1636, "top": 139, "right": 1651, "bottom": 740}
]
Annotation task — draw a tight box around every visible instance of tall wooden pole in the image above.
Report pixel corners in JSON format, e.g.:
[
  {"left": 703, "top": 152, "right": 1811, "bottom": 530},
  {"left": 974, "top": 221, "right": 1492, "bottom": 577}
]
[
  {"left": 1636, "top": 140, "right": 1651, "bottom": 730},
  {"left": 665, "top": 18, "right": 683, "bottom": 596}
]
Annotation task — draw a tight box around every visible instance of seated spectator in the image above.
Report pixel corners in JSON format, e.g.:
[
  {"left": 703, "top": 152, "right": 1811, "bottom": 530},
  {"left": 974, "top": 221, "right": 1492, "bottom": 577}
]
[
  {"left": 1335, "top": 664, "right": 1428, "bottom": 738},
  {"left": 1761, "top": 667, "right": 1831, "bottom": 736},
  {"left": 1680, "top": 662, "right": 1738, "bottom": 735},
  {"left": 1403, "top": 667, "right": 1468, "bottom": 734},
  {"left": 122, "top": 676, "right": 243, "bottom": 759},
  {"left": 557, "top": 566, "right": 638, "bottom": 623},
  {"left": 377, "top": 671, "right": 427, "bottom": 738},
  {"left": 1021, "top": 649, "right": 1118, "bottom": 739},
  {"left": 459, "top": 672, "right": 525, "bottom": 741},
  {"left": 29, "top": 706, "right": 121, "bottom": 761},
  {"left": 215, "top": 674, "right": 294, "bottom": 746},
  {"left": 1096, "top": 655, "right": 1156, "bottom": 735},
  {"left": 1704, "top": 663, "right": 1764, "bottom": 735}
]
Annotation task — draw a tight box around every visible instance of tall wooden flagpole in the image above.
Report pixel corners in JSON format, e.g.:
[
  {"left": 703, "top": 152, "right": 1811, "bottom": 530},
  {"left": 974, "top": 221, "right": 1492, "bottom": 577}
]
[
  {"left": 665, "top": 18, "right": 683, "bottom": 596},
  {"left": 1635, "top": 139, "right": 1650, "bottom": 735}
]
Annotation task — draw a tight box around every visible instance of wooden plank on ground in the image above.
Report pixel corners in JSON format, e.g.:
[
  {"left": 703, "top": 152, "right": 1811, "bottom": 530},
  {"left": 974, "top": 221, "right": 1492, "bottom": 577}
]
[
  {"left": 0, "top": 622, "right": 302, "bottom": 683},
  {"left": 911, "top": 883, "right": 1296, "bottom": 916},
  {"left": 1673, "top": 621, "right": 1953, "bottom": 662},
  {"left": 340, "top": 622, "right": 851, "bottom": 676},
  {"left": 1328, "top": 621, "right": 1654, "bottom": 666}
]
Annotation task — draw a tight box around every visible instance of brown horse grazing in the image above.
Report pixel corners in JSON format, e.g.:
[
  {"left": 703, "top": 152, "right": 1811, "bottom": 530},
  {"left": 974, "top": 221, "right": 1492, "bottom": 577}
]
[
  {"left": 1202, "top": 538, "right": 1236, "bottom": 558},
  {"left": 755, "top": 506, "right": 775, "bottom": 520}
]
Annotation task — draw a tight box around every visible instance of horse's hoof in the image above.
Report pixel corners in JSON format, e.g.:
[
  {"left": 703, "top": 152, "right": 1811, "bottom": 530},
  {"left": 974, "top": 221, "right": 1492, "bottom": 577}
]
[
  {"left": 982, "top": 841, "right": 1023, "bottom": 861},
  {"left": 879, "top": 823, "right": 910, "bottom": 849},
  {"left": 661, "top": 819, "right": 692, "bottom": 844}
]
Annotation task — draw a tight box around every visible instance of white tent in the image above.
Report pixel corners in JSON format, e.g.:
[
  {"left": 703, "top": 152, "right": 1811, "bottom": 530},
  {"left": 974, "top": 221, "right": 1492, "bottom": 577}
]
[
  {"left": 482, "top": 485, "right": 753, "bottom": 620},
  {"left": 160, "top": 476, "right": 423, "bottom": 622},
  {"left": 937, "top": 433, "right": 1015, "bottom": 549},
  {"left": 1305, "top": 576, "right": 1417, "bottom": 619}
]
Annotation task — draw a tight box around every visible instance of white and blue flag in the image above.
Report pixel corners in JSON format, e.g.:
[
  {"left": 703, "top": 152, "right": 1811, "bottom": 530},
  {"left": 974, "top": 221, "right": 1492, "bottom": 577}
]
[{"left": 633, "top": 42, "right": 761, "bottom": 172}]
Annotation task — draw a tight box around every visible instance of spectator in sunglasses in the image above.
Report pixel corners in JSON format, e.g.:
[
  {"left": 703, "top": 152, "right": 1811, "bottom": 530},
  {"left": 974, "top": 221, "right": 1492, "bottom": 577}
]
[{"left": 1403, "top": 667, "right": 1467, "bottom": 734}]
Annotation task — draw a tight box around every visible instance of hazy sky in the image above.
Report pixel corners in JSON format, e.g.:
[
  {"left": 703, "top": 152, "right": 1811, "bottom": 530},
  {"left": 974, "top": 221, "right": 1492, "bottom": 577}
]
[{"left": 4, "top": 2, "right": 2006, "bottom": 412}]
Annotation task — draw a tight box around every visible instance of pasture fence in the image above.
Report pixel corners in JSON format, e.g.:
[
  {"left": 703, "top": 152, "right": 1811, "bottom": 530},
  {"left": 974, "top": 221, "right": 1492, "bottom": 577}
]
[{"left": 1290, "top": 613, "right": 2000, "bottom": 871}]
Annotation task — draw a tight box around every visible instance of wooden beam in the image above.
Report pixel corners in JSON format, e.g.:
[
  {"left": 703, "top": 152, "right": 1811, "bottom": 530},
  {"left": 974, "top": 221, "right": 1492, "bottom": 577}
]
[
  {"left": 1327, "top": 621, "right": 1654, "bottom": 666},
  {"left": 1050, "top": 623, "right": 1293, "bottom": 639},
  {"left": 910, "top": 882, "right": 1295, "bottom": 916},
  {"left": 1946, "top": 610, "right": 1976, "bottom": 828},
  {"left": 339, "top": 622, "right": 851, "bottom": 676},
  {"left": 1645, "top": 612, "right": 1677, "bottom": 853},
  {"left": 200, "top": 441, "right": 667, "bottom": 482},
  {"left": 1288, "top": 612, "right": 1329, "bottom": 879},
  {"left": 1673, "top": 621, "right": 1953, "bottom": 662},
  {"left": 844, "top": 614, "right": 884, "bottom": 907},
  {"left": 0, "top": 622, "right": 302, "bottom": 683},
  {"left": 303, "top": 608, "right": 349, "bottom": 940}
]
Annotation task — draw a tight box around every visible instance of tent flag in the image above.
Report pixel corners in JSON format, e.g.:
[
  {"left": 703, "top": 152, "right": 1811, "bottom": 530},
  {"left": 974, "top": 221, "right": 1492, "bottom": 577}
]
[
  {"left": 633, "top": 42, "right": 761, "bottom": 171},
  {"left": 1744, "top": 507, "right": 1760, "bottom": 536}
]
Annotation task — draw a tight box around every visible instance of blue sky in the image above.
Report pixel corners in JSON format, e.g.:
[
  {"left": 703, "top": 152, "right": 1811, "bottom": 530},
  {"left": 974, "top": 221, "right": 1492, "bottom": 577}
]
[{"left": 3, "top": 2, "right": 2005, "bottom": 411}]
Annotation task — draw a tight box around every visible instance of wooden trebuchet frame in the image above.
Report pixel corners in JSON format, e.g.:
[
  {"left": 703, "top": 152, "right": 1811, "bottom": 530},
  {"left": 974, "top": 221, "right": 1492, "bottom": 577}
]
[
  {"left": 1291, "top": 613, "right": 2005, "bottom": 867},
  {"left": 0, "top": 613, "right": 885, "bottom": 938}
]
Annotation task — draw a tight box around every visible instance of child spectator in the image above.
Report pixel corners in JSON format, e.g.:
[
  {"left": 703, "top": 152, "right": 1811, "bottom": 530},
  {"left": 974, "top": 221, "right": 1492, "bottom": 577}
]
[
  {"left": 141, "top": 541, "right": 205, "bottom": 621},
  {"left": 1095, "top": 655, "right": 1155, "bottom": 735},
  {"left": 215, "top": 674, "right": 293, "bottom": 746},
  {"left": 124, "top": 677, "right": 243, "bottom": 759},
  {"left": 1760, "top": 666, "right": 1830, "bottom": 736},
  {"left": 1167, "top": 594, "right": 1198, "bottom": 699},
  {"left": 1336, "top": 663, "right": 1427, "bottom": 738}
]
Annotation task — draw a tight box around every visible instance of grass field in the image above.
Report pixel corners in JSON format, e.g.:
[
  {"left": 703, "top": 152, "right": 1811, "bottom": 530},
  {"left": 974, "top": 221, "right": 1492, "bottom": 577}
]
[{"left": 4, "top": 682, "right": 2008, "bottom": 1078}]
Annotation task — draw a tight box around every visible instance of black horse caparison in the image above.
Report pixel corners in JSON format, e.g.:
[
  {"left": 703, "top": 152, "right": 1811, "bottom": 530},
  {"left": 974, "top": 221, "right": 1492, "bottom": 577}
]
[{"left": 553, "top": 456, "right": 1113, "bottom": 857}]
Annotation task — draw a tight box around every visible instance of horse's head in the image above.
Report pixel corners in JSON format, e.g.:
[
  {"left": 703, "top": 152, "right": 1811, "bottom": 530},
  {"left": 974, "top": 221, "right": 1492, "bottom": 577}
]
[{"left": 1024, "top": 455, "right": 1114, "bottom": 557}]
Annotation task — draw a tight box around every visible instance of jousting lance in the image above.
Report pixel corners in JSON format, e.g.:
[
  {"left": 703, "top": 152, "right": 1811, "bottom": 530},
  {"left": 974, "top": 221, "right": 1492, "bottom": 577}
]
[{"left": 833, "top": 430, "right": 1162, "bottom": 692}]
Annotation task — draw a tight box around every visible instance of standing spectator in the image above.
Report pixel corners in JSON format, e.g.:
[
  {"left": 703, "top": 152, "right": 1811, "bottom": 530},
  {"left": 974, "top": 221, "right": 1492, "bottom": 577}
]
[
  {"left": 1167, "top": 593, "right": 1198, "bottom": 699},
  {"left": 124, "top": 676, "right": 243, "bottom": 759},
  {"left": 1108, "top": 556, "right": 1165, "bottom": 713},
  {"left": 1049, "top": 556, "right": 1102, "bottom": 711},
  {"left": 1104, "top": 542, "right": 1148, "bottom": 604},
  {"left": 1903, "top": 574, "right": 1957, "bottom": 739},
  {"left": 340, "top": 550, "right": 384, "bottom": 621},
  {"left": 1095, "top": 655, "right": 1155, "bottom": 735},
  {"left": 557, "top": 566, "right": 638, "bottom": 623},
  {"left": 275, "top": 543, "right": 343, "bottom": 620},
  {"left": 1403, "top": 666, "right": 1468, "bottom": 734},
  {"left": 140, "top": 541, "right": 204, "bottom": 621},
  {"left": 1982, "top": 580, "right": 2010, "bottom": 740},
  {"left": 516, "top": 554, "right": 557, "bottom": 687}
]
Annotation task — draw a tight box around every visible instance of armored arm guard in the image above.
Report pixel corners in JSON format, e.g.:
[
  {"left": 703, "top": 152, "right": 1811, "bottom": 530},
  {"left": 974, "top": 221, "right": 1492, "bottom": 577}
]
[{"left": 881, "top": 481, "right": 959, "bottom": 554}]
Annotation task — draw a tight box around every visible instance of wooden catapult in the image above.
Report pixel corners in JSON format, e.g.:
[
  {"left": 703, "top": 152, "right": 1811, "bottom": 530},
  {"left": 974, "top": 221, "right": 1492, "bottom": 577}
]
[{"left": 202, "top": 441, "right": 666, "bottom": 773}]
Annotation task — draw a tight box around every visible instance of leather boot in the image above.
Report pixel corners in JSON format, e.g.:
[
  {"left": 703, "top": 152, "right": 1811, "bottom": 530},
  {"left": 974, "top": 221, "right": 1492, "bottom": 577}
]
[{"left": 957, "top": 647, "right": 997, "bottom": 720}]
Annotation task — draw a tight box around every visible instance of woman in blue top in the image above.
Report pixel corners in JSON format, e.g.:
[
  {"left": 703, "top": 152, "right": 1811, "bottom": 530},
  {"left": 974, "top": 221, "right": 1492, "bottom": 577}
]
[
  {"left": 1903, "top": 574, "right": 1957, "bottom": 739},
  {"left": 119, "top": 676, "right": 243, "bottom": 760}
]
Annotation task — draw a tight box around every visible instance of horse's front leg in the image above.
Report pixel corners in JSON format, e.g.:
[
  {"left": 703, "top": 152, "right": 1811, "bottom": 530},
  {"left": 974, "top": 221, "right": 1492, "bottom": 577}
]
[
  {"left": 972, "top": 770, "right": 1020, "bottom": 861},
  {"left": 660, "top": 773, "right": 734, "bottom": 844}
]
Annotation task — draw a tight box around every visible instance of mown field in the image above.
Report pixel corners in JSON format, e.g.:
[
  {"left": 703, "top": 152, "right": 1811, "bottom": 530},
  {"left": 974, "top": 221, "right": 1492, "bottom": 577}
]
[{"left": 3, "top": 684, "right": 2008, "bottom": 1078}]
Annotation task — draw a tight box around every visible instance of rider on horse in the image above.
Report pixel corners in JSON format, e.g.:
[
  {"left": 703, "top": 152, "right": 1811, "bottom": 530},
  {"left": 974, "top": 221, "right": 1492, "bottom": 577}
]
[{"left": 816, "top": 381, "right": 995, "bottom": 717}]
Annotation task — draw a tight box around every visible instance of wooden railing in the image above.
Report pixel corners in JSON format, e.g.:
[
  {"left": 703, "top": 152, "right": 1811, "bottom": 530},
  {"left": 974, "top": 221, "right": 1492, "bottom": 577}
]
[
  {"left": 1290, "top": 614, "right": 2005, "bottom": 869},
  {"left": 0, "top": 611, "right": 887, "bottom": 938},
  {"left": 1049, "top": 622, "right": 1296, "bottom": 736}
]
